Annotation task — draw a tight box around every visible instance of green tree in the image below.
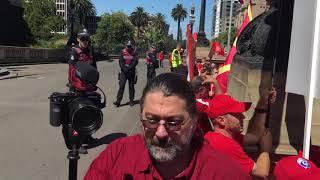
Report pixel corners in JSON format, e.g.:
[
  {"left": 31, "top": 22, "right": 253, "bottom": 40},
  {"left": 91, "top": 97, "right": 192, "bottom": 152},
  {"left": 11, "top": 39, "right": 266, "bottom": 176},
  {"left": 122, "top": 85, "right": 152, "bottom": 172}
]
[
  {"left": 171, "top": 4, "right": 187, "bottom": 42},
  {"left": 213, "top": 27, "right": 238, "bottom": 47},
  {"left": 129, "top": 7, "right": 149, "bottom": 38},
  {"left": 144, "top": 26, "right": 165, "bottom": 47},
  {"left": 93, "top": 12, "right": 134, "bottom": 53},
  {"left": 150, "top": 13, "right": 168, "bottom": 34},
  {"left": 73, "top": 0, "right": 96, "bottom": 28},
  {"left": 23, "top": 0, "right": 65, "bottom": 41}
]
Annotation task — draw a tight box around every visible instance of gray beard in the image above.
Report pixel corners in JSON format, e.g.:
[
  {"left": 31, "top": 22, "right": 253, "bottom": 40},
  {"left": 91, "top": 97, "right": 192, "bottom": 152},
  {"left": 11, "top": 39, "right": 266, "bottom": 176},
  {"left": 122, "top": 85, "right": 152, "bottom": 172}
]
[{"left": 145, "top": 124, "right": 194, "bottom": 162}]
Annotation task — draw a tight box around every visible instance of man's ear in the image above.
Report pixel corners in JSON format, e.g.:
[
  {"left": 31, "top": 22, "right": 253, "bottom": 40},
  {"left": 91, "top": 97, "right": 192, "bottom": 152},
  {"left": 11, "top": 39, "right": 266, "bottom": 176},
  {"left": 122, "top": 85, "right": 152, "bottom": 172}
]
[{"left": 215, "top": 116, "right": 226, "bottom": 126}]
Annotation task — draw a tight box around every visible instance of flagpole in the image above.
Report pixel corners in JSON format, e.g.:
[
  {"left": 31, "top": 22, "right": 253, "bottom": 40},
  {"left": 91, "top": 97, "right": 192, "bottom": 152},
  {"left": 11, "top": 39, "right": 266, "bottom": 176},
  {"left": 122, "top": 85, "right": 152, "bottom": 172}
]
[
  {"left": 303, "top": 0, "right": 320, "bottom": 159},
  {"left": 227, "top": 0, "right": 234, "bottom": 53}
]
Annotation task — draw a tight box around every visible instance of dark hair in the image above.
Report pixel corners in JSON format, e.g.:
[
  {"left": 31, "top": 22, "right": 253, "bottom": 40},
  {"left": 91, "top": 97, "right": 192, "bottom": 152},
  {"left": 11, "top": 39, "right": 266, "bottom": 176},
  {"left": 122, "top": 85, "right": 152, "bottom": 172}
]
[
  {"left": 190, "top": 76, "right": 205, "bottom": 93},
  {"left": 140, "top": 73, "right": 197, "bottom": 119}
]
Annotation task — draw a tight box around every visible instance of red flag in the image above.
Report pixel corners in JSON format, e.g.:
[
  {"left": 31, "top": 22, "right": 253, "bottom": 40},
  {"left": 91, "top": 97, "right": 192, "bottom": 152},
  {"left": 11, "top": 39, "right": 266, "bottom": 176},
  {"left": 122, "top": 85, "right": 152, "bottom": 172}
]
[
  {"left": 186, "top": 24, "right": 197, "bottom": 81},
  {"left": 216, "top": 1, "right": 253, "bottom": 93},
  {"left": 209, "top": 41, "right": 225, "bottom": 59}
]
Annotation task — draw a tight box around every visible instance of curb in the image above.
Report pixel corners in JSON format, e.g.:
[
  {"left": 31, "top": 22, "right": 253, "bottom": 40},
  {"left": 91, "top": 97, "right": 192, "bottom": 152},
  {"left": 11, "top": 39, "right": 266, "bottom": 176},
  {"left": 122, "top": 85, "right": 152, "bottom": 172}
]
[{"left": 0, "top": 68, "right": 10, "bottom": 76}]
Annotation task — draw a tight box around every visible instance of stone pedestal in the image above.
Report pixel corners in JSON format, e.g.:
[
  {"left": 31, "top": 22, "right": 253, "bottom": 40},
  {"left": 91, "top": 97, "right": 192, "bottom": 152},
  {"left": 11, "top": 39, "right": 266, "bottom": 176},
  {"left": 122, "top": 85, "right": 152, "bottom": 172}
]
[
  {"left": 195, "top": 46, "right": 210, "bottom": 60},
  {"left": 229, "top": 60, "right": 320, "bottom": 155}
]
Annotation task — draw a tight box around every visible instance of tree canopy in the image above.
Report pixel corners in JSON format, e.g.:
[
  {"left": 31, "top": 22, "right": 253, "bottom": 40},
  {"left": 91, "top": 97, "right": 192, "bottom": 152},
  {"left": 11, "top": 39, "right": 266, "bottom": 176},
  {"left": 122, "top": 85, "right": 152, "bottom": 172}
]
[
  {"left": 93, "top": 12, "right": 134, "bottom": 53},
  {"left": 73, "top": 0, "right": 96, "bottom": 28},
  {"left": 171, "top": 4, "right": 187, "bottom": 42},
  {"left": 213, "top": 27, "right": 238, "bottom": 48},
  {"left": 129, "top": 7, "right": 149, "bottom": 38},
  {"left": 23, "top": 0, "right": 65, "bottom": 41}
]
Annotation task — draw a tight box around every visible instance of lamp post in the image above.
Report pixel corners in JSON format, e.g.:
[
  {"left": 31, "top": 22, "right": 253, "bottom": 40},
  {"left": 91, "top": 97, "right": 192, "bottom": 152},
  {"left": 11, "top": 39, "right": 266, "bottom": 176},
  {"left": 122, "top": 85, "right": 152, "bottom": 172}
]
[
  {"left": 67, "top": 0, "right": 75, "bottom": 44},
  {"left": 189, "top": 3, "right": 195, "bottom": 33}
]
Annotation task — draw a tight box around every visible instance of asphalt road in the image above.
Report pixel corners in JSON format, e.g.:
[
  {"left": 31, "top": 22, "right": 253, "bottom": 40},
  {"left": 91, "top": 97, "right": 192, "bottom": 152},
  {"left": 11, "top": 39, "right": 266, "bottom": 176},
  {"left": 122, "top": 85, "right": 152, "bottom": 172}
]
[{"left": 0, "top": 59, "right": 170, "bottom": 180}]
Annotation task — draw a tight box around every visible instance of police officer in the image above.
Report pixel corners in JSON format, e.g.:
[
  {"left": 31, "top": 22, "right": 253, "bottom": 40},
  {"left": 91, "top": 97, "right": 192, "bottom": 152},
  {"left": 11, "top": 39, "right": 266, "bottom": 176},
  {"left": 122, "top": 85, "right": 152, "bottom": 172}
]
[
  {"left": 68, "top": 29, "right": 97, "bottom": 91},
  {"left": 113, "top": 41, "right": 138, "bottom": 107},
  {"left": 67, "top": 29, "right": 98, "bottom": 154},
  {"left": 146, "top": 45, "right": 158, "bottom": 84}
]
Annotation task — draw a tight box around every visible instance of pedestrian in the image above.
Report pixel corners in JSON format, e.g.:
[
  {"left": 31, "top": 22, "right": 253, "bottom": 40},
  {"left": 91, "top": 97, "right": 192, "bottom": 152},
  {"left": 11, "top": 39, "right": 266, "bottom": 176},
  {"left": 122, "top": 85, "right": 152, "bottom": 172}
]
[
  {"left": 84, "top": 73, "right": 250, "bottom": 180},
  {"left": 203, "top": 89, "right": 277, "bottom": 178},
  {"left": 146, "top": 45, "right": 158, "bottom": 84},
  {"left": 170, "top": 43, "right": 182, "bottom": 73},
  {"left": 113, "top": 41, "right": 138, "bottom": 107},
  {"left": 158, "top": 50, "right": 164, "bottom": 68}
]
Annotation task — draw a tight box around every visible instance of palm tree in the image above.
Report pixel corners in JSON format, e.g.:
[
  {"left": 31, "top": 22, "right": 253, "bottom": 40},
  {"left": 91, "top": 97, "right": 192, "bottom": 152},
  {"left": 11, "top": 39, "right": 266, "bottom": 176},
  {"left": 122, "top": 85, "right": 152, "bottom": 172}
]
[
  {"left": 73, "top": 0, "right": 96, "bottom": 29},
  {"left": 129, "top": 7, "right": 149, "bottom": 38},
  {"left": 171, "top": 4, "right": 187, "bottom": 42},
  {"left": 151, "top": 13, "right": 168, "bottom": 34}
]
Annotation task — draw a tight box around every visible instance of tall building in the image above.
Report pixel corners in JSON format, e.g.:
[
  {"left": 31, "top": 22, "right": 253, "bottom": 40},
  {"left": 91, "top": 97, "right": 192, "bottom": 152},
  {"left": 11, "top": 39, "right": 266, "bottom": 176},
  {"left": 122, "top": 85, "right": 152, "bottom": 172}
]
[
  {"left": 234, "top": 0, "right": 270, "bottom": 30},
  {"left": 86, "top": 16, "right": 101, "bottom": 35},
  {"left": 55, "top": 0, "right": 68, "bottom": 34},
  {"left": 211, "top": 0, "right": 242, "bottom": 38}
]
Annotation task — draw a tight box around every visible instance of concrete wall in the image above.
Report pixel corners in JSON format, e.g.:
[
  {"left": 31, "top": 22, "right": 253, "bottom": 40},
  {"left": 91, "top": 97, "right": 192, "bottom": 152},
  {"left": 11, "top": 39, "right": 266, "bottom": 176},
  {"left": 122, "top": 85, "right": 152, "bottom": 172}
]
[
  {"left": 0, "top": 45, "right": 66, "bottom": 65},
  {"left": 229, "top": 61, "right": 320, "bottom": 155}
]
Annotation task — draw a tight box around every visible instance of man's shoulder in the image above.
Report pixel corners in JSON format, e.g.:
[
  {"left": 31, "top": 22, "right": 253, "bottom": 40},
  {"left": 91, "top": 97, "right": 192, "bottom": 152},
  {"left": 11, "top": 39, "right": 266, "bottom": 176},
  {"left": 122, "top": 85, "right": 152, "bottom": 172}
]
[
  {"left": 108, "top": 134, "right": 144, "bottom": 148},
  {"left": 196, "top": 142, "right": 250, "bottom": 178}
]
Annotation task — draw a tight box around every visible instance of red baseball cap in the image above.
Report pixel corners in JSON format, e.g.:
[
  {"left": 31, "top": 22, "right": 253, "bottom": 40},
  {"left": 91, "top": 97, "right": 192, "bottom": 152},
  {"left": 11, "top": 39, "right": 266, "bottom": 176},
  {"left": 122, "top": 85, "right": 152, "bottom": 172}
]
[
  {"left": 274, "top": 153, "right": 320, "bottom": 180},
  {"left": 206, "top": 95, "right": 251, "bottom": 118}
]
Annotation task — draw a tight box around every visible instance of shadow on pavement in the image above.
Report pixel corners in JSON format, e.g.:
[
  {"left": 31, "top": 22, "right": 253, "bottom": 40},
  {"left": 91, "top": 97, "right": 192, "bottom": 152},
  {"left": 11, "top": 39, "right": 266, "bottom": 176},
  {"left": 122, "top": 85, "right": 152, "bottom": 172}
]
[{"left": 85, "top": 132, "right": 127, "bottom": 149}]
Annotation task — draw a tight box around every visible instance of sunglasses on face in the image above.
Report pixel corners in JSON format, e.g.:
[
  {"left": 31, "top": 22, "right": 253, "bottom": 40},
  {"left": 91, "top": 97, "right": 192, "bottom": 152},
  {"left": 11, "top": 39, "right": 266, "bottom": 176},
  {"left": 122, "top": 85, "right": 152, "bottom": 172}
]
[
  {"left": 80, "top": 37, "right": 89, "bottom": 42},
  {"left": 140, "top": 118, "right": 186, "bottom": 131}
]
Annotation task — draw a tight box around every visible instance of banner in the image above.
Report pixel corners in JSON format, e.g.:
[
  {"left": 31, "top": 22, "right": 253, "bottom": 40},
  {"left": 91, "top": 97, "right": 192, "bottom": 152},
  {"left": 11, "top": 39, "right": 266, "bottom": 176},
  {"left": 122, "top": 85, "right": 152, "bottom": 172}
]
[{"left": 186, "top": 24, "right": 197, "bottom": 81}]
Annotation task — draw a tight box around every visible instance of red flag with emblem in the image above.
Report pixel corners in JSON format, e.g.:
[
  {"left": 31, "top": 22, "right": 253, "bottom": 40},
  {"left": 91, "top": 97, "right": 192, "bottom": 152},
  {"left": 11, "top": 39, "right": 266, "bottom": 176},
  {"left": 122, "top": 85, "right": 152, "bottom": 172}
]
[
  {"left": 186, "top": 24, "right": 197, "bottom": 81},
  {"left": 216, "top": 1, "right": 253, "bottom": 93}
]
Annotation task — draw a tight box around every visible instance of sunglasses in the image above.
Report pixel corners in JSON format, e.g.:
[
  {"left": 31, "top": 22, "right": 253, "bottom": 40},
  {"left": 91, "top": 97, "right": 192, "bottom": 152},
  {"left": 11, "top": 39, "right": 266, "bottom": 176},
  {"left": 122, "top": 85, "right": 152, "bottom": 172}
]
[
  {"left": 140, "top": 118, "right": 186, "bottom": 131},
  {"left": 80, "top": 37, "right": 89, "bottom": 42}
]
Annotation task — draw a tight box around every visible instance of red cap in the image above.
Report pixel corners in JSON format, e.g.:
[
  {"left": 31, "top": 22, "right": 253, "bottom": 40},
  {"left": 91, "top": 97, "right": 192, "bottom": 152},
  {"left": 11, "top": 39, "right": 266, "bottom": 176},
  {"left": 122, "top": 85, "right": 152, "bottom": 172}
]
[
  {"left": 274, "top": 154, "right": 320, "bottom": 180},
  {"left": 207, "top": 95, "right": 251, "bottom": 118}
]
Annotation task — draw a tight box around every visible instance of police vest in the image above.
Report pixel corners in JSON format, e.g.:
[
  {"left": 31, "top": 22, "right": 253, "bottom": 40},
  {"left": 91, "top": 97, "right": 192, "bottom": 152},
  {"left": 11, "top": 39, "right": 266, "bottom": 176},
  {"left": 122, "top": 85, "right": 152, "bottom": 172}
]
[
  {"left": 171, "top": 49, "right": 182, "bottom": 68},
  {"left": 73, "top": 47, "right": 94, "bottom": 65}
]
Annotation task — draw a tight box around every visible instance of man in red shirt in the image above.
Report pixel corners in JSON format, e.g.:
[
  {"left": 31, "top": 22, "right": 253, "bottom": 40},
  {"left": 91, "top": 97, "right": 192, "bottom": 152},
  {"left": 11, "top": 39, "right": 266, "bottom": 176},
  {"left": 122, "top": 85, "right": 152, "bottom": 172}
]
[
  {"left": 203, "top": 90, "right": 276, "bottom": 178},
  {"left": 85, "top": 73, "right": 250, "bottom": 180},
  {"left": 158, "top": 50, "right": 164, "bottom": 68}
]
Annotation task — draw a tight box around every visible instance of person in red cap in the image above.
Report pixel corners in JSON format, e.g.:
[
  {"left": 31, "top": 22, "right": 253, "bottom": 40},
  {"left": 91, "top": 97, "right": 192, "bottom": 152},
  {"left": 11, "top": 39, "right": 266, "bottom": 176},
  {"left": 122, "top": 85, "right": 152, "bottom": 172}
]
[
  {"left": 203, "top": 89, "right": 276, "bottom": 178},
  {"left": 273, "top": 151, "right": 320, "bottom": 180},
  {"left": 190, "top": 74, "right": 223, "bottom": 134}
]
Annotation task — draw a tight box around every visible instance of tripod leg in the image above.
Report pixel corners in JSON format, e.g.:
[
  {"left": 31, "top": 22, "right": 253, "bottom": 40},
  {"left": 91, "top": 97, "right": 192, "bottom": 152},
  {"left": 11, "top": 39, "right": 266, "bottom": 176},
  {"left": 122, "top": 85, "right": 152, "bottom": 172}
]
[{"left": 68, "top": 145, "right": 80, "bottom": 180}]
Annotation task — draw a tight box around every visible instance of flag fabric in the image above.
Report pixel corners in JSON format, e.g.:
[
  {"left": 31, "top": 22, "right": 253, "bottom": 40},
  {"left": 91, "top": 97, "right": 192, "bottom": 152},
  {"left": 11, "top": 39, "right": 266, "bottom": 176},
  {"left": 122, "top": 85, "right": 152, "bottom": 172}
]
[
  {"left": 216, "top": 1, "right": 253, "bottom": 93},
  {"left": 208, "top": 41, "right": 225, "bottom": 59},
  {"left": 186, "top": 24, "right": 197, "bottom": 81}
]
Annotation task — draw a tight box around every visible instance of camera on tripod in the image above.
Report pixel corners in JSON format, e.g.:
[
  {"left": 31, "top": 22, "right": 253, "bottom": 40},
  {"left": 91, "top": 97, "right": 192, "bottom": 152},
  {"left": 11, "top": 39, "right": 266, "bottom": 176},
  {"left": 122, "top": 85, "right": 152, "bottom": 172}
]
[{"left": 49, "top": 61, "right": 106, "bottom": 150}]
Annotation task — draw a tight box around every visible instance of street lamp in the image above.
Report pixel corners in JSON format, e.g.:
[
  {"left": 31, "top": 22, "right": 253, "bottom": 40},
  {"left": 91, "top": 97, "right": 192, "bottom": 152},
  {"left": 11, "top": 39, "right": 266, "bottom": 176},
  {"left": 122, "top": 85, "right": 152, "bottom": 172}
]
[
  {"left": 67, "top": 0, "right": 75, "bottom": 44},
  {"left": 189, "top": 3, "right": 195, "bottom": 33}
]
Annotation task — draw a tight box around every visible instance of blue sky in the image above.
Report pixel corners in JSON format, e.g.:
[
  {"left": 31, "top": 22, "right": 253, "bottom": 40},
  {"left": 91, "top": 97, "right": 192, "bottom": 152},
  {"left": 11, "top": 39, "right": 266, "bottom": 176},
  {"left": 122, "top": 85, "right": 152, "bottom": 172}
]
[{"left": 92, "top": 0, "right": 214, "bottom": 39}]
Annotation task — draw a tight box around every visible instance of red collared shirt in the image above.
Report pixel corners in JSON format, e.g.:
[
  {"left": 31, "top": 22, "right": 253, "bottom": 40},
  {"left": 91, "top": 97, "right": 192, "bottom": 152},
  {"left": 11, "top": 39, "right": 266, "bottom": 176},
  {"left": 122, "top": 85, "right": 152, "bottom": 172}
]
[
  {"left": 84, "top": 134, "right": 251, "bottom": 180},
  {"left": 205, "top": 132, "right": 255, "bottom": 175}
]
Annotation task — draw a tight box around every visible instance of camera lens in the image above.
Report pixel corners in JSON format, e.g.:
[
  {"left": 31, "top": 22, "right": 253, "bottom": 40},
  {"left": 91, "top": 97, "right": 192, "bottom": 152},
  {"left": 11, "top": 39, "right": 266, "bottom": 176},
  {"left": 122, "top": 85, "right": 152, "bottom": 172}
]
[{"left": 69, "top": 97, "right": 103, "bottom": 135}]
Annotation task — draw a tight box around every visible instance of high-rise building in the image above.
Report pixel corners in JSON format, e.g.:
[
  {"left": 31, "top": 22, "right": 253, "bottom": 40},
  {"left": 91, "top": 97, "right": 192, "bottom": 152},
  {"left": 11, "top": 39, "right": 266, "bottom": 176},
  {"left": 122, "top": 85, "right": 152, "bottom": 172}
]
[
  {"left": 212, "top": 0, "right": 242, "bottom": 39},
  {"left": 234, "top": 0, "right": 270, "bottom": 30},
  {"left": 55, "top": 0, "right": 68, "bottom": 34}
]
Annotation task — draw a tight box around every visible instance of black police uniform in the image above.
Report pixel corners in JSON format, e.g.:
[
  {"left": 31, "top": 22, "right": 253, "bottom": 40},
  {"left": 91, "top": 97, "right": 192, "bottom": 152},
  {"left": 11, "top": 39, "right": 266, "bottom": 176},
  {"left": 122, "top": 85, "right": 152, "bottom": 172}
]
[
  {"left": 68, "top": 45, "right": 97, "bottom": 91},
  {"left": 146, "top": 51, "right": 158, "bottom": 84},
  {"left": 114, "top": 48, "right": 138, "bottom": 107}
]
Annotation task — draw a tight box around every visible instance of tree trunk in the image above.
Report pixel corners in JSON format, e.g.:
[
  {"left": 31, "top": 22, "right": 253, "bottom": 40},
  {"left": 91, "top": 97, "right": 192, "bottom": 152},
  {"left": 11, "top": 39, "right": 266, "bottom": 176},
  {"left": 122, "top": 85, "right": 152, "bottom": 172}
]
[
  {"left": 138, "top": 26, "right": 140, "bottom": 38},
  {"left": 177, "top": 18, "right": 181, "bottom": 41}
]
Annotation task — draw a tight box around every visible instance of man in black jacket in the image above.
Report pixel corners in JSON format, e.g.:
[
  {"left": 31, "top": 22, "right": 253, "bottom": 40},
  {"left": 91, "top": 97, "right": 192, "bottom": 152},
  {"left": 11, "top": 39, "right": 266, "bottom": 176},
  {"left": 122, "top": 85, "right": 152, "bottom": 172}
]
[
  {"left": 113, "top": 41, "right": 138, "bottom": 107},
  {"left": 146, "top": 45, "right": 158, "bottom": 84}
]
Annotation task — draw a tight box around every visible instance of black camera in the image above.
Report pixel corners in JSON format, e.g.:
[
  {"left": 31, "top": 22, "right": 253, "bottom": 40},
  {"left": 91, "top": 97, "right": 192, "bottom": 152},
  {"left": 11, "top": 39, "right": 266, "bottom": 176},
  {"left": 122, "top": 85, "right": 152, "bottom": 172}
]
[{"left": 49, "top": 90, "right": 106, "bottom": 149}]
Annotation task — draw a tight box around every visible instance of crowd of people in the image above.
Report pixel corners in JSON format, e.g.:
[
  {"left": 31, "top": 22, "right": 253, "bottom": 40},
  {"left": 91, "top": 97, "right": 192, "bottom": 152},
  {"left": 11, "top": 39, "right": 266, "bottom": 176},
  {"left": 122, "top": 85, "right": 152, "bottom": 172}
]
[{"left": 67, "top": 30, "right": 320, "bottom": 179}]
